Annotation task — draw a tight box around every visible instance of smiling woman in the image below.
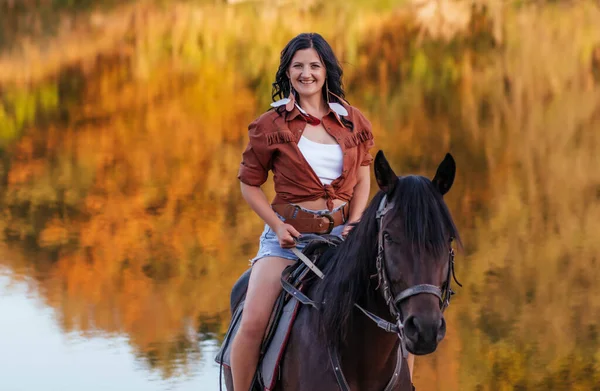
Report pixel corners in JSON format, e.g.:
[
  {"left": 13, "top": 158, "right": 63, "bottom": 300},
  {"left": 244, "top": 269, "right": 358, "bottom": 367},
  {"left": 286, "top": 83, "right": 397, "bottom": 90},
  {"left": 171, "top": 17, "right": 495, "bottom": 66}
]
[
  {"left": 229, "top": 32, "right": 379, "bottom": 391},
  {"left": 289, "top": 50, "right": 326, "bottom": 101}
]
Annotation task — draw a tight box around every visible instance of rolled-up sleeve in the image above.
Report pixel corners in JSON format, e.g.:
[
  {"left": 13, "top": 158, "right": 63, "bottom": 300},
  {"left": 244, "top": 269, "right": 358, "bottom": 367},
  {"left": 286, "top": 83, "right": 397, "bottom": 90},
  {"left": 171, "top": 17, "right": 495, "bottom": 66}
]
[
  {"left": 237, "top": 119, "right": 272, "bottom": 186},
  {"left": 360, "top": 137, "right": 374, "bottom": 166}
]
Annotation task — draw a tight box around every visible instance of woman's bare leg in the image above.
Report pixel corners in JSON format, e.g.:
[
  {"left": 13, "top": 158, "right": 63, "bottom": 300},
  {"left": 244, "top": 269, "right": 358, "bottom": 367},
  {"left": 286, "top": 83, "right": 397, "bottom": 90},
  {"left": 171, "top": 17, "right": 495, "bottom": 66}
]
[{"left": 230, "top": 256, "right": 295, "bottom": 391}]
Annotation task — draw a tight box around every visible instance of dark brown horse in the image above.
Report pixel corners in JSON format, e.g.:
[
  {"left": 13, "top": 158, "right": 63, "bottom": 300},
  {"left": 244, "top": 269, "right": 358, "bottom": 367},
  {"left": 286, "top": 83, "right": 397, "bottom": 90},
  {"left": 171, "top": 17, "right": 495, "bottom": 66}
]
[{"left": 223, "top": 150, "right": 462, "bottom": 390}]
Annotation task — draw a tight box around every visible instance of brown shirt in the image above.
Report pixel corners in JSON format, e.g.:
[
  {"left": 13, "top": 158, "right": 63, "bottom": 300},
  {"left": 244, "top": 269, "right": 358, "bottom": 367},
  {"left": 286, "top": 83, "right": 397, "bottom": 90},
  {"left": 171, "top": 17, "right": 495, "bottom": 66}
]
[{"left": 238, "top": 103, "right": 375, "bottom": 210}]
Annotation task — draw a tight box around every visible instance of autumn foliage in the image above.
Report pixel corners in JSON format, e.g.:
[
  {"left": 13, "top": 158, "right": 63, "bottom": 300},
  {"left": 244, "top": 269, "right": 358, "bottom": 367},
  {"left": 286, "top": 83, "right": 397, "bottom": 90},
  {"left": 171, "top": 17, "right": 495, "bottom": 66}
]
[{"left": 1, "top": 0, "right": 599, "bottom": 387}]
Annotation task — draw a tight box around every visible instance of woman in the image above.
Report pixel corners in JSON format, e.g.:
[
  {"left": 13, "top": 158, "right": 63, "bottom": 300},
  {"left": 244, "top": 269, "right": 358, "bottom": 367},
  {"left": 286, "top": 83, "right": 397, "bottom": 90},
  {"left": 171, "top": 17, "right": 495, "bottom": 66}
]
[{"left": 230, "top": 32, "right": 379, "bottom": 390}]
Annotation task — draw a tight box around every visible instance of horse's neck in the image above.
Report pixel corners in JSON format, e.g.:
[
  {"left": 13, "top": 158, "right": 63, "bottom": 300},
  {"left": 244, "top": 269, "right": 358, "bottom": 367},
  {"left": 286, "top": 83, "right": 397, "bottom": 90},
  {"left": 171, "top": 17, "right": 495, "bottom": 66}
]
[{"left": 341, "top": 295, "right": 402, "bottom": 387}]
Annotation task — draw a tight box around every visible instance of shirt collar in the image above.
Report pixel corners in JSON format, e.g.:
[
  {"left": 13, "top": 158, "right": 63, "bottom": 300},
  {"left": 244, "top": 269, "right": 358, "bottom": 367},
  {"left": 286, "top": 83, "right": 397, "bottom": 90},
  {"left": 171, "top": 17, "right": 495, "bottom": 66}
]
[{"left": 285, "top": 103, "right": 348, "bottom": 128}]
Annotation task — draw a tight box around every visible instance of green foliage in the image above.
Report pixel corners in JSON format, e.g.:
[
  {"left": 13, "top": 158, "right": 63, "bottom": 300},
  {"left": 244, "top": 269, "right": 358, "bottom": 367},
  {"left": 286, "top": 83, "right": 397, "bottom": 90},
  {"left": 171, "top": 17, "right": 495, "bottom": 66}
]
[{"left": 0, "top": 83, "right": 59, "bottom": 144}]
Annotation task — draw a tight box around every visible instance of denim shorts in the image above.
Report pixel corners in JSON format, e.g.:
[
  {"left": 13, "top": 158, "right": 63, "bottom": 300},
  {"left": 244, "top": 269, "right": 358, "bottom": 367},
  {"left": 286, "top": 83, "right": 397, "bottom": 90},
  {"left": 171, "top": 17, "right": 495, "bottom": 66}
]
[{"left": 250, "top": 203, "right": 346, "bottom": 265}]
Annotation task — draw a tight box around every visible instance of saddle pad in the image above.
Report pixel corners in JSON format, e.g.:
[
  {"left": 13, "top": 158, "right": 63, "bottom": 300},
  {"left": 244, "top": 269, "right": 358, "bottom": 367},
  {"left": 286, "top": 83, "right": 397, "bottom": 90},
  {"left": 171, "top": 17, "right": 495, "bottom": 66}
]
[
  {"left": 215, "top": 300, "right": 244, "bottom": 369},
  {"left": 214, "top": 297, "right": 301, "bottom": 390},
  {"left": 261, "top": 298, "right": 301, "bottom": 390}
]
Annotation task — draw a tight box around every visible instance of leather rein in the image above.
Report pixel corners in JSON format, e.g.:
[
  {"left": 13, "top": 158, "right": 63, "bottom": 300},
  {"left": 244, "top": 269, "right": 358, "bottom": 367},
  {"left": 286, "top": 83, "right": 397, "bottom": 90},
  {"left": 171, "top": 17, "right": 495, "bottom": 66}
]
[{"left": 287, "top": 194, "right": 461, "bottom": 391}]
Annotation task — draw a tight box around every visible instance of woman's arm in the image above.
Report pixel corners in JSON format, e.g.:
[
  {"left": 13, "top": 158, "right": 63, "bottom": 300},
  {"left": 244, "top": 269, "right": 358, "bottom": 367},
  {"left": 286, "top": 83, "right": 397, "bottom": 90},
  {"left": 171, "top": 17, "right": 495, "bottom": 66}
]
[
  {"left": 342, "top": 165, "right": 371, "bottom": 237},
  {"left": 347, "top": 165, "right": 371, "bottom": 223}
]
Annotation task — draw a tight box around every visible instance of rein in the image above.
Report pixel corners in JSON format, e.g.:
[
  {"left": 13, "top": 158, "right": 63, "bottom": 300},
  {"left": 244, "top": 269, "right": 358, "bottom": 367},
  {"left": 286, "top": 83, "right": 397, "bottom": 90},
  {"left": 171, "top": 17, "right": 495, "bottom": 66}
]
[{"left": 287, "top": 194, "right": 461, "bottom": 391}]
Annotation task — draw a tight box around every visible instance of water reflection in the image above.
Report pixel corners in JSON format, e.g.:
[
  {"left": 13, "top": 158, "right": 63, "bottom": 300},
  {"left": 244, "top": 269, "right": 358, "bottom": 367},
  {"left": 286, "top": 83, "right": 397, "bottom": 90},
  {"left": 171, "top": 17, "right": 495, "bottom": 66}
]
[
  {"left": 0, "top": 267, "right": 223, "bottom": 391},
  {"left": 1, "top": 1, "right": 599, "bottom": 390}
]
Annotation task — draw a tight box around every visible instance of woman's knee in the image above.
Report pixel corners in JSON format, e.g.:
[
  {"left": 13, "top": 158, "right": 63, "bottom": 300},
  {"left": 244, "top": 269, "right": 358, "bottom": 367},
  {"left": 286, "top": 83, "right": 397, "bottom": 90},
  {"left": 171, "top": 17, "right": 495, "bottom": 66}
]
[
  {"left": 238, "top": 314, "right": 269, "bottom": 340},
  {"left": 237, "top": 293, "right": 278, "bottom": 340}
]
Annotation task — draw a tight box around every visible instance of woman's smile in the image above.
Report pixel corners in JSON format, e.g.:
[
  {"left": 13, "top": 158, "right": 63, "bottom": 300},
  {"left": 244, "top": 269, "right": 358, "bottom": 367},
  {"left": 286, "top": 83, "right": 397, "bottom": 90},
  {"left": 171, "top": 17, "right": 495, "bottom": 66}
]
[{"left": 288, "top": 48, "right": 326, "bottom": 99}]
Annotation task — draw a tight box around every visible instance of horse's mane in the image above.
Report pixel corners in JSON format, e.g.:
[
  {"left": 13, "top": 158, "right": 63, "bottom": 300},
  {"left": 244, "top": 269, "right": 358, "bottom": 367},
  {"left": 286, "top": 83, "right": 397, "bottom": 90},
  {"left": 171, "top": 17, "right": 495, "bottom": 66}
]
[{"left": 309, "top": 175, "right": 461, "bottom": 350}]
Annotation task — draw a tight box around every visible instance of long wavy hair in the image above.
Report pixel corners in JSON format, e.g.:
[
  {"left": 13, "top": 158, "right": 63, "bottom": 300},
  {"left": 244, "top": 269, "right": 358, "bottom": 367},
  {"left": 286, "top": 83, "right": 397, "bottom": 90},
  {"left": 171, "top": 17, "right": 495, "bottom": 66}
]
[{"left": 272, "top": 33, "right": 353, "bottom": 129}]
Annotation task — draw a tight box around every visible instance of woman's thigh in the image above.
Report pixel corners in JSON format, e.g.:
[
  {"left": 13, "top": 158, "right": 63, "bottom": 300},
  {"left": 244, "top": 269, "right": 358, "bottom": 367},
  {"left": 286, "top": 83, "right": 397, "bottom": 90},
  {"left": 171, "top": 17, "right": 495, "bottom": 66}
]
[{"left": 240, "top": 256, "right": 295, "bottom": 333}]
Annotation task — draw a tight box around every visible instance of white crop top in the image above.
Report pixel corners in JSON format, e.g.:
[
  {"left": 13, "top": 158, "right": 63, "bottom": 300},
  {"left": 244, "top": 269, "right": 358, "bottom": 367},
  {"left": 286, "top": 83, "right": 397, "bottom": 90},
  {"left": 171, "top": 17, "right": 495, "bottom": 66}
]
[{"left": 297, "top": 136, "right": 343, "bottom": 185}]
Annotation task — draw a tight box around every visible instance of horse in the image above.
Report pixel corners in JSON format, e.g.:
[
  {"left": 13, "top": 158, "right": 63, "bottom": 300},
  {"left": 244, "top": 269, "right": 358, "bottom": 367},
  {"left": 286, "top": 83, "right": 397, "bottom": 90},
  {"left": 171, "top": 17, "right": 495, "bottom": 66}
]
[{"left": 221, "top": 150, "right": 462, "bottom": 390}]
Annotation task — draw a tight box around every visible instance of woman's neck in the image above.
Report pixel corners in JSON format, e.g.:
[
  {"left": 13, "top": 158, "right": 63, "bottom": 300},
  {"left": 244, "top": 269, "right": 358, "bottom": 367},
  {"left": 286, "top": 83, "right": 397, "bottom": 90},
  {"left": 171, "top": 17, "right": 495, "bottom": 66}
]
[{"left": 298, "top": 94, "right": 328, "bottom": 118}]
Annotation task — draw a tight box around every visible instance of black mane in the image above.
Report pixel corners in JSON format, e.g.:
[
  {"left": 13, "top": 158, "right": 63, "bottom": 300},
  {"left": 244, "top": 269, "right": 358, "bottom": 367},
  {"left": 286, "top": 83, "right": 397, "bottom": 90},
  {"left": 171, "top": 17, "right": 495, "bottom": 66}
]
[{"left": 310, "top": 175, "right": 461, "bottom": 350}]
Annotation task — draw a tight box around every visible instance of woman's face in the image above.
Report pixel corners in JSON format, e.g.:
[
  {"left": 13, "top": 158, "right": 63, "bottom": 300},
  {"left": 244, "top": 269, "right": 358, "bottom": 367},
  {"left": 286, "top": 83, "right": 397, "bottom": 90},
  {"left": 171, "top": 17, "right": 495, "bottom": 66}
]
[{"left": 287, "top": 48, "right": 327, "bottom": 101}]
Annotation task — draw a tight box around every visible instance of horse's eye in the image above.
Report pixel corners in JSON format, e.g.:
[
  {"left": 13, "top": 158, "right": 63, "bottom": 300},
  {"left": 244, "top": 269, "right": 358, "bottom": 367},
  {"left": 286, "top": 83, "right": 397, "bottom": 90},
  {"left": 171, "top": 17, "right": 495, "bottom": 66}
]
[{"left": 383, "top": 232, "right": 392, "bottom": 242}]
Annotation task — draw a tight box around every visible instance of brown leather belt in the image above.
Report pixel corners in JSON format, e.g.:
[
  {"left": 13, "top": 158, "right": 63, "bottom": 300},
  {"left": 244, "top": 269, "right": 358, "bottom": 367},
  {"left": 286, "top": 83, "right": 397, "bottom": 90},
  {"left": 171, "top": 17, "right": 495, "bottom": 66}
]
[{"left": 272, "top": 203, "right": 349, "bottom": 234}]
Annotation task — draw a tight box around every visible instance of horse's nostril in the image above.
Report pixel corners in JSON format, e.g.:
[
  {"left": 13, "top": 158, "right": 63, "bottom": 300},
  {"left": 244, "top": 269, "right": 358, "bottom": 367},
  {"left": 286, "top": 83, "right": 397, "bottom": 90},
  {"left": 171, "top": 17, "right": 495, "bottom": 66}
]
[
  {"left": 437, "top": 317, "right": 447, "bottom": 342},
  {"left": 438, "top": 317, "right": 446, "bottom": 332},
  {"left": 403, "top": 315, "right": 419, "bottom": 338}
]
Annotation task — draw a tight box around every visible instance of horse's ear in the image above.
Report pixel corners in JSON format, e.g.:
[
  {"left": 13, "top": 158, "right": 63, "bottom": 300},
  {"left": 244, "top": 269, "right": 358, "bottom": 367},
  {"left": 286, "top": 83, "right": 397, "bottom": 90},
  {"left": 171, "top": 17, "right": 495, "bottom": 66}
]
[
  {"left": 374, "top": 150, "right": 398, "bottom": 195},
  {"left": 432, "top": 153, "right": 456, "bottom": 196}
]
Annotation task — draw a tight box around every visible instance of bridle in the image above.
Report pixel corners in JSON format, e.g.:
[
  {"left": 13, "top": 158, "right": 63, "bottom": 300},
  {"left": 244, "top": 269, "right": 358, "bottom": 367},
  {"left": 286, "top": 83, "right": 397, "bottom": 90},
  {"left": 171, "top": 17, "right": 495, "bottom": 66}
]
[{"left": 331, "top": 194, "right": 461, "bottom": 391}]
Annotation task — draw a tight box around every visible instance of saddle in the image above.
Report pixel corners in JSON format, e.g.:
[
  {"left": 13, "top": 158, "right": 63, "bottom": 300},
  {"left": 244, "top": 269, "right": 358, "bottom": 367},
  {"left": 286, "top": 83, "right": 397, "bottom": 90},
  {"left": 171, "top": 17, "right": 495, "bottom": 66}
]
[{"left": 214, "top": 236, "right": 340, "bottom": 390}]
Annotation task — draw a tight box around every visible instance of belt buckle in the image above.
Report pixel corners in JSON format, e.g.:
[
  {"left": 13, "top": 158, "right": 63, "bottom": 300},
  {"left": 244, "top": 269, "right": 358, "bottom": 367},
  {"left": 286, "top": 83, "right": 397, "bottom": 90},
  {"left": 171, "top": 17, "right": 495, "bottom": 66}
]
[{"left": 322, "top": 213, "right": 335, "bottom": 234}]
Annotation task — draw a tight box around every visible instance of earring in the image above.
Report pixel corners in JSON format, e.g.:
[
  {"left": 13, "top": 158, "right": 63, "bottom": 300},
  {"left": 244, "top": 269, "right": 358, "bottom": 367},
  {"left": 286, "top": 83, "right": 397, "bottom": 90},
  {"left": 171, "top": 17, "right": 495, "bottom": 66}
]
[
  {"left": 286, "top": 81, "right": 295, "bottom": 111},
  {"left": 326, "top": 79, "right": 348, "bottom": 117},
  {"left": 270, "top": 80, "right": 296, "bottom": 112}
]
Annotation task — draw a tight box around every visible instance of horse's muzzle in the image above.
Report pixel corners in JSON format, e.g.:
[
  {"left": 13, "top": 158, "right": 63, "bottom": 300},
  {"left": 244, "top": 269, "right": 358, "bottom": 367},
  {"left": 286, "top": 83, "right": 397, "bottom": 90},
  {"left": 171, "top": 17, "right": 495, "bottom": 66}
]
[{"left": 403, "top": 314, "right": 446, "bottom": 355}]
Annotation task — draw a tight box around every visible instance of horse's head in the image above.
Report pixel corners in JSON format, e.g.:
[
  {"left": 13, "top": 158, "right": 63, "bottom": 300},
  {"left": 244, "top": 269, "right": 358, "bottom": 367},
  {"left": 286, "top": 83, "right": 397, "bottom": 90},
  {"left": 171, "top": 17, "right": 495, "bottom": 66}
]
[{"left": 373, "top": 151, "right": 460, "bottom": 355}]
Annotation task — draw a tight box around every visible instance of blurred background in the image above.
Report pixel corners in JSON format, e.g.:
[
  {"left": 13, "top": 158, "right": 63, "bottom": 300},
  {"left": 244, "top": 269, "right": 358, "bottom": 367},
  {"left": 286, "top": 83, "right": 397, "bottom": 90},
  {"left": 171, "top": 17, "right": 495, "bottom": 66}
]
[{"left": 0, "top": 0, "right": 599, "bottom": 390}]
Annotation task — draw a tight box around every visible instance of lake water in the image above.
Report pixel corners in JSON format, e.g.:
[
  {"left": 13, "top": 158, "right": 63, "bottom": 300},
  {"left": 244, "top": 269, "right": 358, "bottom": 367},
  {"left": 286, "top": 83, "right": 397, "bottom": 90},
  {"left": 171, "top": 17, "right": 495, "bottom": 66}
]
[
  {"left": 0, "top": 268, "right": 222, "bottom": 391},
  {"left": 0, "top": 1, "right": 599, "bottom": 390}
]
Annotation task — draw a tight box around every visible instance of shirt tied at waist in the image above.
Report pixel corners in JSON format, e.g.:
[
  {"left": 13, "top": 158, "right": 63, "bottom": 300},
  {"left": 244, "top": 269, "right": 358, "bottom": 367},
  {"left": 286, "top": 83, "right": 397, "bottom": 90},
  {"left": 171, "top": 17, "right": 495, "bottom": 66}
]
[
  {"left": 323, "top": 184, "right": 336, "bottom": 211},
  {"left": 271, "top": 183, "right": 352, "bottom": 211}
]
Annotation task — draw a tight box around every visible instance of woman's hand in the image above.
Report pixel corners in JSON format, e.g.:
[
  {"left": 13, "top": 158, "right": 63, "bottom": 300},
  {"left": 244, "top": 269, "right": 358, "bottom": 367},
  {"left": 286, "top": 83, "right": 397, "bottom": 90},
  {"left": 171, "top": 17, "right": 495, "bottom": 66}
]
[
  {"left": 239, "top": 183, "right": 301, "bottom": 248},
  {"left": 341, "top": 222, "right": 357, "bottom": 238},
  {"left": 274, "top": 223, "right": 301, "bottom": 248}
]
